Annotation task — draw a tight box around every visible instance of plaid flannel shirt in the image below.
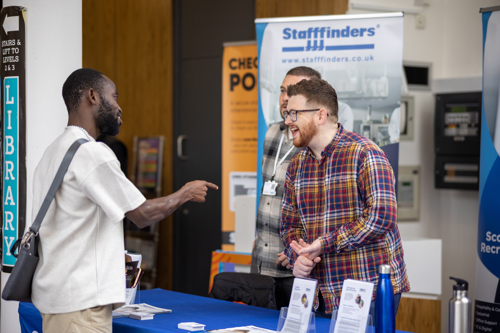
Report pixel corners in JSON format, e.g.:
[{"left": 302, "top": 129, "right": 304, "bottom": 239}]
[
  {"left": 251, "top": 122, "right": 300, "bottom": 278},
  {"left": 280, "top": 124, "right": 410, "bottom": 314}
]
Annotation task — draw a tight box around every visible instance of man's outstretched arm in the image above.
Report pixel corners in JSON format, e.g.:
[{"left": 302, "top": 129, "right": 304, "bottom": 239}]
[{"left": 126, "top": 180, "right": 218, "bottom": 228}]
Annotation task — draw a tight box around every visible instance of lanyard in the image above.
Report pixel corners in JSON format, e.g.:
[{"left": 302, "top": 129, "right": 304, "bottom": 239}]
[{"left": 272, "top": 133, "right": 295, "bottom": 179}]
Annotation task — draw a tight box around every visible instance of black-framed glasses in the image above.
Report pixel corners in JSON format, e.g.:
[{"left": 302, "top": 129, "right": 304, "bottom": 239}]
[{"left": 283, "top": 109, "right": 321, "bottom": 122}]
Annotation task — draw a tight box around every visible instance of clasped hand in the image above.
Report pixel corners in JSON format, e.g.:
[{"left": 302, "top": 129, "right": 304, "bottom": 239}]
[
  {"left": 290, "top": 238, "right": 322, "bottom": 278},
  {"left": 275, "top": 251, "right": 291, "bottom": 269}
]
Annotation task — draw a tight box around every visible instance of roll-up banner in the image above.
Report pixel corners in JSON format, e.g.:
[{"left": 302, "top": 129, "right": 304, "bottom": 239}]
[
  {"left": 475, "top": 6, "right": 500, "bottom": 333},
  {"left": 255, "top": 13, "right": 404, "bottom": 209},
  {"left": 221, "top": 42, "right": 258, "bottom": 251},
  {"left": 1, "top": 6, "right": 27, "bottom": 273}
]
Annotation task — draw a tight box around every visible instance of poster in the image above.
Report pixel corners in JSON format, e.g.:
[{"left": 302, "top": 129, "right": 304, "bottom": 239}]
[
  {"left": 255, "top": 13, "right": 404, "bottom": 208},
  {"left": 221, "top": 42, "right": 258, "bottom": 250},
  {"left": 133, "top": 136, "right": 164, "bottom": 195},
  {"left": 475, "top": 6, "right": 500, "bottom": 333}
]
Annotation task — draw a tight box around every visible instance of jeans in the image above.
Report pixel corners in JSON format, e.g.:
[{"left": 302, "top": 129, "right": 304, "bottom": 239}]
[{"left": 274, "top": 276, "right": 295, "bottom": 310}]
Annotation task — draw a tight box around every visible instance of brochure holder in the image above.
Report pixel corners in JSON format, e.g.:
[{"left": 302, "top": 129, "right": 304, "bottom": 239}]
[
  {"left": 277, "top": 307, "right": 316, "bottom": 333},
  {"left": 126, "top": 281, "right": 141, "bottom": 305},
  {"left": 328, "top": 310, "right": 374, "bottom": 333},
  {"left": 125, "top": 252, "right": 143, "bottom": 305}
]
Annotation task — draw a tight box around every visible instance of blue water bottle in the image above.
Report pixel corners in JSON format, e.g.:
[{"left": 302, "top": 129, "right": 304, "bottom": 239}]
[{"left": 375, "top": 264, "right": 395, "bottom": 333}]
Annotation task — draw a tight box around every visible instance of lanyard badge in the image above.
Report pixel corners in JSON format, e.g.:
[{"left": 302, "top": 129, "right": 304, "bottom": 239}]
[
  {"left": 262, "top": 133, "right": 295, "bottom": 196},
  {"left": 263, "top": 180, "right": 278, "bottom": 196}
]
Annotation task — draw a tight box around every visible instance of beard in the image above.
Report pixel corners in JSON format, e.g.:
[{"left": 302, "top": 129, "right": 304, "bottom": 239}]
[
  {"left": 96, "top": 97, "right": 120, "bottom": 136},
  {"left": 293, "top": 118, "right": 317, "bottom": 148}
]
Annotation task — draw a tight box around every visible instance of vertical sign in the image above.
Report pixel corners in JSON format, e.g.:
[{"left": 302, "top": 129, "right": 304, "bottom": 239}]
[
  {"left": 221, "top": 42, "right": 258, "bottom": 251},
  {"left": 475, "top": 7, "right": 500, "bottom": 333},
  {"left": 1, "top": 6, "right": 26, "bottom": 271}
]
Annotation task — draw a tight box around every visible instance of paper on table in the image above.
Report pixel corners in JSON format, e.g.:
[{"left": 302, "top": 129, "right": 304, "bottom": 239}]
[
  {"left": 178, "top": 322, "right": 206, "bottom": 331},
  {"left": 112, "top": 303, "right": 172, "bottom": 318},
  {"left": 333, "top": 279, "right": 374, "bottom": 333},
  {"left": 130, "top": 312, "right": 154, "bottom": 320}
]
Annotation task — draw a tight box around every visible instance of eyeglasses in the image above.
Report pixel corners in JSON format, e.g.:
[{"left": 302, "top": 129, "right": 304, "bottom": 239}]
[{"left": 283, "top": 109, "right": 321, "bottom": 122}]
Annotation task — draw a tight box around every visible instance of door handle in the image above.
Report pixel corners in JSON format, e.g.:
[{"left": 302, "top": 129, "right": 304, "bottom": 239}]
[{"left": 177, "top": 135, "right": 188, "bottom": 160}]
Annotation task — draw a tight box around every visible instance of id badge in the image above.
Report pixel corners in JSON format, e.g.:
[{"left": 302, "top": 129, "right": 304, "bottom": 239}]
[{"left": 263, "top": 181, "right": 278, "bottom": 196}]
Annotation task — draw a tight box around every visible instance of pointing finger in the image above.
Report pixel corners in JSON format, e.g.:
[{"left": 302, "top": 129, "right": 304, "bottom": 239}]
[{"left": 206, "top": 182, "right": 219, "bottom": 190}]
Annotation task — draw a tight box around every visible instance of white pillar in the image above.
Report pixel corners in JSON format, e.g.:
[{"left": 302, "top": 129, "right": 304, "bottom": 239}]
[{"left": 1, "top": 1, "right": 81, "bottom": 332}]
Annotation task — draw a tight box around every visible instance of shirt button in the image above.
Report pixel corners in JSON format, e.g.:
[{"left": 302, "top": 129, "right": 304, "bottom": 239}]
[
  {"left": 265, "top": 244, "right": 268, "bottom": 247},
  {"left": 265, "top": 223, "right": 268, "bottom": 226},
  {"left": 267, "top": 202, "right": 270, "bottom": 205}
]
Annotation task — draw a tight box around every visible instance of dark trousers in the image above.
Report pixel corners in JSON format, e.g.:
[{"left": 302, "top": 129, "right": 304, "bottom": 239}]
[
  {"left": 274, "top": 276, "right": 295, "bottom": 310},
  {"left": 315, "top": 290, "right": 402, "bottom": 320}
]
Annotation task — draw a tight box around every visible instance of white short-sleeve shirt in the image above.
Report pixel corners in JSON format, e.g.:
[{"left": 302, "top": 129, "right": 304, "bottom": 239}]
[{"left": 31, "top": 127, "right": 146, "bottom": 314}]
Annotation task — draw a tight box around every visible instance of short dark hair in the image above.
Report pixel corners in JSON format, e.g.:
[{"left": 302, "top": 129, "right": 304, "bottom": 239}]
[
  {"left": 62, "top": 68, "right": 108, "bottom": 113},
  {"left": 286, "top": 66, "right": 321, "bottom": 80},
  {"left": 287, "top": 79, "right": 338, "bottom": 121}
]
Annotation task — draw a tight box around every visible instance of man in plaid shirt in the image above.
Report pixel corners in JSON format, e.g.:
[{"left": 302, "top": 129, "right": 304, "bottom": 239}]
[
  {"left": 280, "top": 78, "right": 410, "bottom": 317},
  {"left": 251, "top": 66, "right": 321, "bottom": 309}
]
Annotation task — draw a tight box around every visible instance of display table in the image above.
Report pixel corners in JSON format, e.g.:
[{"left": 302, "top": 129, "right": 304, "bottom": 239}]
[{"left": 18, "top": 288, "right": 410, "bottom": 332}]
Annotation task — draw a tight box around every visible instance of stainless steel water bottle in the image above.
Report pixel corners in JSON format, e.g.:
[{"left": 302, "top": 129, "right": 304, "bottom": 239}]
[
  {"left": 375, "top": 264, "right": 395, "bottom": 333},
  {"left": 449, "top": 277, "right": 471, "bottom": 333}
]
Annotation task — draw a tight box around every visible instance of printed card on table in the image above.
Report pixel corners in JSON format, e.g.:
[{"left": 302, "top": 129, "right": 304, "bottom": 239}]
[
  {"left": 282, "top": 277, "right": 318, "bottom": 333},
  {"left": 334, "top": 279, "right": 374, "bottom": 333}
]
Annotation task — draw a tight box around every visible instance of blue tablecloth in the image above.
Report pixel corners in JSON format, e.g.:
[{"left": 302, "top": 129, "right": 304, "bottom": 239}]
[{"left": 18, "top": 288, "right": 410, "bottom": 332}]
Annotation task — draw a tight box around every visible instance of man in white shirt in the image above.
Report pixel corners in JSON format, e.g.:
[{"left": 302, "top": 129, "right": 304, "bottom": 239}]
[{"left": 32, "top": 68, "right": 218, "bottom": 333}]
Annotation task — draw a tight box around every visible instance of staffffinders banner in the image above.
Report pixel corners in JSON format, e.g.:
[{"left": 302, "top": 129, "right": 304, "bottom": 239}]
[
  {"left": 255, "top": 13, "right": 404, "bottom": 207},
  {"left": 221, "top": 42, "right": 258, "bottom": 251},
  {"left": 475, "top": 7, "right": 500, "bottom": 333}
]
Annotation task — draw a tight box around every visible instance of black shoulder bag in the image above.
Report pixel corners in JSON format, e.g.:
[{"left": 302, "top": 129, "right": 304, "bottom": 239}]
[{"left": 2, "top": 138, "right": 88, "bottom": 302}]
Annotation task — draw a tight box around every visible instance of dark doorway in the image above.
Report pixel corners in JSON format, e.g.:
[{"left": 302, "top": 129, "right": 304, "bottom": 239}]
[{"left": 173, "top": 0, "right": 255, "bottom": 296}]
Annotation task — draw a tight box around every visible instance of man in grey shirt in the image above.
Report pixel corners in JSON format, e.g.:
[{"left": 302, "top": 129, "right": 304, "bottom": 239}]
[{"left": 251, "top": 66, "right": 321, "bottom": 309}]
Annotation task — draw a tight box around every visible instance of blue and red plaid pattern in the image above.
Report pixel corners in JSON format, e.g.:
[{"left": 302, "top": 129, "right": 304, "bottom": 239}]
[{"left": 281, "top": 124, "right": 410, "bottom": 314}]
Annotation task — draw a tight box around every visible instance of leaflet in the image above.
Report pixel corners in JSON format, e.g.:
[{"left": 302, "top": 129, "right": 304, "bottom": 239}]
[
  {"left": 281, "top": 277, "right": 317, "bottom": 333},
  {"left": 333, "top": 279, "right": 374, "bottom": 333},
  {"left": 112, "top": 303, "right": 172, "bottom": 318},
  {"left": 125, "top": 252, "right": 143, "bottom": 305}
]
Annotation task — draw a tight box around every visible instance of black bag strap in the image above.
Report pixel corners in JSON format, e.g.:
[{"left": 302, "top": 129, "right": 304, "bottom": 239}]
[
  {"left": 30, "top": 138, "right": 88, "bottom": 234},
  {"left": 10, "top": 138, "right": 88, "bottom": 257},
  {"left": 9, "top": 238, "right": 22, "bottom": 258}
]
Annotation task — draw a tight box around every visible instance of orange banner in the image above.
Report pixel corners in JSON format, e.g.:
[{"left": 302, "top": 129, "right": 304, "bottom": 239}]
[{"left": 221, "top": 42, "right": 258, "bottom": 251}]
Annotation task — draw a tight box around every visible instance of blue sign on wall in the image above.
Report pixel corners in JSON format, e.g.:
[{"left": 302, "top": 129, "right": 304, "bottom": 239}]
[
  {"left": 475, "top": 8, "right": 500, "bottom": 333},
  {"left": 3, "top": 76, "right": 19, "bottom": 267}
]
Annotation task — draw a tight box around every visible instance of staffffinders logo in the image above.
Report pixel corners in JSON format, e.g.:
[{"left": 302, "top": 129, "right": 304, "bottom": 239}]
[{"left": 281, "top": 25, "right": 377, "bottom": 52}]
